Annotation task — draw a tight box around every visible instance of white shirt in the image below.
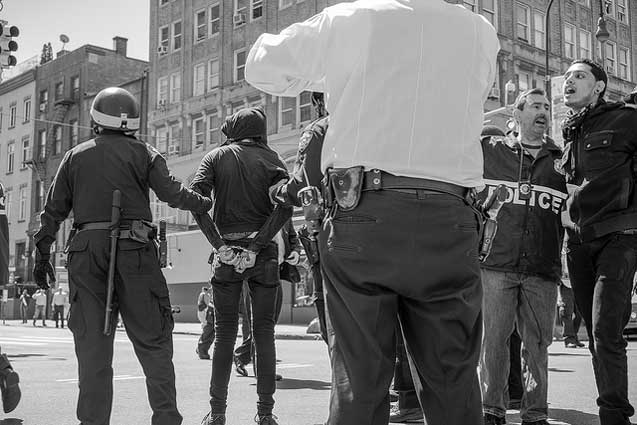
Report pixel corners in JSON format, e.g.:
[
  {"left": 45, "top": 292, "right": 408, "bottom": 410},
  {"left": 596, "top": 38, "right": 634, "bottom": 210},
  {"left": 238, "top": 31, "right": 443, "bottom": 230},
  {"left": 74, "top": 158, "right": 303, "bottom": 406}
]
[{"left": 246, "top": 0, "right": 500, "bottom": 187}]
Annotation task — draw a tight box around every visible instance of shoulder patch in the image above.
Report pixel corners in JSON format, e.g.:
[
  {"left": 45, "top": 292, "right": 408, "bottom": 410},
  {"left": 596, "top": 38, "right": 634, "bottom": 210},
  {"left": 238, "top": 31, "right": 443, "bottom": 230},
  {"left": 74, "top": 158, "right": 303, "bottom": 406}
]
[
  {"left": 488, "top": 136, "right": 506, "bottom": 146},
  {"left": 298, "top": 131, "right": 313, "bottom": 153}
]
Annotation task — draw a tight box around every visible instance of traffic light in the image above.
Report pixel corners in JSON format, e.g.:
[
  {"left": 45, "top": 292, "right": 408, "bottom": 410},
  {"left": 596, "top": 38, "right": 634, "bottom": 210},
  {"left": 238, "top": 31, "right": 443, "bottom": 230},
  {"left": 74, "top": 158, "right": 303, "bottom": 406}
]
[{"left": 0, "top": 20, "right": 19, "bottom": 68}]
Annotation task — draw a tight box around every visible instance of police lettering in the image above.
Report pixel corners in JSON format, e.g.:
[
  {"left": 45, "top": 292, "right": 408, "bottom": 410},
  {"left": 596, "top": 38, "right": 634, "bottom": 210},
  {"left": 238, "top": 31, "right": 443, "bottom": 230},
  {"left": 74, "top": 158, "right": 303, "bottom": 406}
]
[{"left": 486, "top": 184, "right": 565, "bottom": 215}]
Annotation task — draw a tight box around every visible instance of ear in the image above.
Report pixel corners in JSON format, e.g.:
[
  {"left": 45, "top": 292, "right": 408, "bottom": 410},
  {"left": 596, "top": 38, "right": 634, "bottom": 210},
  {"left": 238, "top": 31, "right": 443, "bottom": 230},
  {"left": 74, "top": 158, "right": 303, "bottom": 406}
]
[{"left": 595, "top": 80, "right": 606, "bottom": 95}]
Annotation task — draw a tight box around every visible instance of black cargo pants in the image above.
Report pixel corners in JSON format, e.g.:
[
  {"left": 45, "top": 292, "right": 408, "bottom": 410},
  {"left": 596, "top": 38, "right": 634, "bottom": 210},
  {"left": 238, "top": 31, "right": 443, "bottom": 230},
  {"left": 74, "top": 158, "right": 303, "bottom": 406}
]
[
  {"left": 67, "top": 230, "right": 181, "bottom": 425},
  {"left": 319, "top": 189, "right": 483, "bottom": 425}
]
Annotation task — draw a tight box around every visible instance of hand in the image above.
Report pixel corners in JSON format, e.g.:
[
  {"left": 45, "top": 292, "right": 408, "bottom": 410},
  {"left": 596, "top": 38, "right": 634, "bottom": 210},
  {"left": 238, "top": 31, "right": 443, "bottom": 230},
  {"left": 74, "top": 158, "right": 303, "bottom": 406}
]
[
  {"left": 234, "top": 250, "right": 257, "bottom": 274},
  {"left": 33, "top": 251, "right": 56, "bottom": 290},
  {"left": 286, "top": 251, "right": 300, "bottom": 265},
  {"left": 217, "top": 245, "right": 240, "bottom": 266}
]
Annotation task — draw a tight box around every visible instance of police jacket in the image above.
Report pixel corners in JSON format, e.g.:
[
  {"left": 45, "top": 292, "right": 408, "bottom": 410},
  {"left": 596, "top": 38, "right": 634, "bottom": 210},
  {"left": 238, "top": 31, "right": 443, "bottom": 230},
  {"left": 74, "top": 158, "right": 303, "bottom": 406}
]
[
  {"left": 561, "top": 100, "right": 637, "bottom": 242},
  {"left": 34, "top": 131, "right": 211, "bottom": 252},
  {"left": 479, "top": 133, "right": 567, "bottom": 281},
  {"left": 275, "top": 116, "right": 328, "bottom": 207}
]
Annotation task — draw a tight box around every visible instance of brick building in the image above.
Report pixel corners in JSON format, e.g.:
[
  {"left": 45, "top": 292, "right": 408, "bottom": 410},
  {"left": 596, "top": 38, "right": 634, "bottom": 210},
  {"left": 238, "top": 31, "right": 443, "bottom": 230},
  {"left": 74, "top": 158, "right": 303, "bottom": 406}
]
[{"left": 24, "top": 38, "right": 148, "bottom": 278}]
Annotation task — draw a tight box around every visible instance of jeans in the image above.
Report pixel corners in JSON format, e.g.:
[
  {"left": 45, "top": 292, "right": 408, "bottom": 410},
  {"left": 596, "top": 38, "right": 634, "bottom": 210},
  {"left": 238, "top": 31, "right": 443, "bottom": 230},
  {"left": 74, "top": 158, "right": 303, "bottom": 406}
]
[
  {"left": 480, "top": 269, "right": 558, "bottom": 422},
  {"left": 319, "top": 190, "right": 483, "bottom": 425},
  {"left": 53, "top": 305, "right": 65, "bottom": 328},
  {"left": 209, "top": 241, "right": 279, "bottom": 417},
  {"left": 558, "top": 283, "right": 582, "bottom": 343},
  {"left": 567, "top": 233, "right": 637, "bottom": 425}
]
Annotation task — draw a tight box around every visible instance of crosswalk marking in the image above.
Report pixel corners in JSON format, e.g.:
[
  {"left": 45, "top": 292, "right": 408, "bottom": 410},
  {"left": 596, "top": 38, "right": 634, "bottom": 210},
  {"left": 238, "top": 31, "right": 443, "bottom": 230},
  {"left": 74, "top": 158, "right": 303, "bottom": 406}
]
[{"left": 57, "top": 374, "right": 145, "bottom": 384}]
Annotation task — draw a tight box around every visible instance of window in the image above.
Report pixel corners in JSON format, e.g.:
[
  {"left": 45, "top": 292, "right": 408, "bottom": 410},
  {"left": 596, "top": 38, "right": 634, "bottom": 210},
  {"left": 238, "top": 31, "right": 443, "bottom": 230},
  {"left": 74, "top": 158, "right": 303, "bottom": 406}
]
[
  {"left": 533, "top": 11, "right": 545, "bottom": 49},
  {"left": 279, "top": 97, "right": 296, "bottom": 128},
  {"left": 35, "top": 180, "right": 45, "bottom": 212},
  {"left": 481, "top": 0, "right": 497, "bottom": 27},
  {"left": 518, "top": 71, "right": 531, "bottom": 92},
  {"left": 160, "top": 0, "right": 169, "bottom": 5},
  {"left": 251, "top": 0, "right": 263, "bottom": 19},
  {"left": 564, "top": 24, "right": 576, "bottom": 58},
  {"left": 192, "top": 117, "right": 205, "bottom": 149},
  {"left": 18, "top": 186, "right": 27, "bottom": 221},
  {"left": 618, "top": 47, "right": 630, "bottom": 80},
  {"left": 7, "top": 142, "right": 14, "bottom": 173},
  {"left": 208, "top": 114, "right": 220, "bottom": 146},
  {"left": 605, "top": 41, "right": 617, "bottom": 75},
  {"left": 156, "top": 127, "right": 169, "bottom": 154},
  {"left": 462, "top": 0, "right": 476, "bottom": 12},
  {"left": 21, "top": 137, "right": 30, "bottom": 168},
  {"left": 279, "top": 0, "right": 293, "bottom": 9},
  {"left": 579, "top": 29, "right": 592, "bottom": 59},
  {"left": 70, "top": 120, "right": 79, "bottom": 146},
  {"left": 71, "top": 76, "right": 80, "bottom": 99},
  {"left": 159, "top": 26, "right": 169, "bottom": 55},
  {"left": 5, "top": 189, "right": 11, "bottom": 221},
  {"left": 39, "top": 90, "right": 48, "bottom": 112},
  {"left": 55, "top": 81, "right": 64, "bottom": 100},
  {"left": 158, "top": 77, "right": 169, "bottom": 106},
  {"left": 170, "top": 73, "right": 181, "bottom": 103},
  {"left": 172, "top": 21, "right": 182, "bottom": 51},
  {"left": 195, "top": 9, "right": 207, "bottom": 43},
  {"left": 53, "top": 126, "right": 62, "bottom": 155},
  {"left": 604, "top": 0, "right": 614, "bottom": 16},
  {"left": 38, "top": 130, "right": 46, "bottom": 159},
  {"left": 168, "top": 124, "right": 181, "bottom": 155},
  {"left": 0, "top": 108, "right": 2, "bottom": 130},
  {"left": 9, "top": 105, "right": 16, "bottom": 128},
  {"left": 210, "top": 4, "right": 220, "bottom": 36},
  {"left": 516, "top": 3, "right": 530, "bottom": 41},
  {"left": 193, "top": 63, "right": 206, "bottom": 96},
  {"left": 234, "top": 49, "right": 246, "bottom": 83},
  {"left": 208, "top": 59, "right": 220, "bottom": 90},
  {"left": 616, "top": 0, "right": 627, "bottom": 23},
  {"left": 299, "top": 91, "right": 312, "bottom": 124},
  {"left": 23, "top": 99, "right": 31, "bottom": 123}
]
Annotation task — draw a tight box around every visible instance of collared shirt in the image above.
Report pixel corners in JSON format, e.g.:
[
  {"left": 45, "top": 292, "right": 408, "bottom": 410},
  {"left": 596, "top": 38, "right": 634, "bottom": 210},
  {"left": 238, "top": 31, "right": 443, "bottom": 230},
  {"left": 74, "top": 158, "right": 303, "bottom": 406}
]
[
  {"left": 52, "top": 291, "right": 68, "bottom": 306},
  {"left": 246, "top": 0, "right": 500, "bottom": 187}
]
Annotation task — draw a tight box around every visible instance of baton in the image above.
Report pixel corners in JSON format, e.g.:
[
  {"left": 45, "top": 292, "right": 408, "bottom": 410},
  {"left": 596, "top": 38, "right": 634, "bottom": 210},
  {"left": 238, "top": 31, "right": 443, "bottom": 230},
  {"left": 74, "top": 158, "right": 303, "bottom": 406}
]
[{"left": 103, "top": 190, "right": 121, "bottom": 336}]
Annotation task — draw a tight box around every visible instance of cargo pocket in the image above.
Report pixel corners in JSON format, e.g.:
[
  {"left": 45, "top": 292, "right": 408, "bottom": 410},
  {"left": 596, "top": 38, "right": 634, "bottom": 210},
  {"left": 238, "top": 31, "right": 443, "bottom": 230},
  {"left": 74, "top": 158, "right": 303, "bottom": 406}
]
[
  {"left": 66, "top": 234, "right": 90, "bottom": 274},
  {"left": 150, "top": 285, "right": 174, "bottom": 338},
  {"left": 67, "top": 288, "right": 86, "bottom": 339}
]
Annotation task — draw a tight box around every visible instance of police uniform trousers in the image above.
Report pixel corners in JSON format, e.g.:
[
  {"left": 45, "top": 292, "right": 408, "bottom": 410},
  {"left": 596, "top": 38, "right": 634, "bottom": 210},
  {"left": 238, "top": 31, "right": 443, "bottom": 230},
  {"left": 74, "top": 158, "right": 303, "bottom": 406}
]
[
  {"left": 567, "top": 233, "right": 637, "bottom": 425},
  {"left": 319, "top": 189, "right": 483, "bottom": 425},
  {"left": 66, "top": 230, "right": 181, "bottom": 425},
  {"left": 208, "top": 241, "right": 279, "bottom": 417}
]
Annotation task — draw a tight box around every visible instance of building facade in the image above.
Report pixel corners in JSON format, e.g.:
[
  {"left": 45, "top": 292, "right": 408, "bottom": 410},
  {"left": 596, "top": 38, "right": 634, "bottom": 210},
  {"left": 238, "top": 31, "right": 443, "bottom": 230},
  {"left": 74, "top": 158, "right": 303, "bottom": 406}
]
[{"left": 0, "top": 67, "right": 36, "bottom": 288}]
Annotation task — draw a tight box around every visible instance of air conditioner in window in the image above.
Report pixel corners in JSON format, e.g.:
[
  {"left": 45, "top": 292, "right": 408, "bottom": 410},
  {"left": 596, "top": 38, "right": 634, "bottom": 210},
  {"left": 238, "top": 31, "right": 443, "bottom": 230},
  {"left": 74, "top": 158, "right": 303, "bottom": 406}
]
[
  {"left": 39, "top": 103, "right": 46, "bottom": 112},
  {"left": 233, "top": 12, "right": 246, "bottom": 26},
  {"left": 157, "top": 45, "right": 168, "bottom": 55},
  {"left": 488, "top": 87, "right": 500, "bottom": 100}
]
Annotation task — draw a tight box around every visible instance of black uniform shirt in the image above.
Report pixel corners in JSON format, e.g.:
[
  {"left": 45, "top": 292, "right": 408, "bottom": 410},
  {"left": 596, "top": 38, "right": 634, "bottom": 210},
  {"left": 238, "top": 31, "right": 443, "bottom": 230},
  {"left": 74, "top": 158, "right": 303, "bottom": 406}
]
[
  {"left": 190, "top": 140, "right": 289, "bottom": 234},
  {"left": 34, "top": 131, "right": 211, "bottom": 250}
]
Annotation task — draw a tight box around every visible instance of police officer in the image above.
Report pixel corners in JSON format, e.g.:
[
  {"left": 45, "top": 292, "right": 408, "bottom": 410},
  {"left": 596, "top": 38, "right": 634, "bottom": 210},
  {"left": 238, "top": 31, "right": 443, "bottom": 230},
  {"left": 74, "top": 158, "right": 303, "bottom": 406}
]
[
  {"left": 561, "top": 58, "right": 637, "bottom": 425},
  {"left": 190, "top": 107, "right": 291, "bottom": 425},
  {"left": 272, "top": 92, "right": 328, "bottom": 343},
  {"left": 32, "top": 87, "right": 212, "bottom": 425}
]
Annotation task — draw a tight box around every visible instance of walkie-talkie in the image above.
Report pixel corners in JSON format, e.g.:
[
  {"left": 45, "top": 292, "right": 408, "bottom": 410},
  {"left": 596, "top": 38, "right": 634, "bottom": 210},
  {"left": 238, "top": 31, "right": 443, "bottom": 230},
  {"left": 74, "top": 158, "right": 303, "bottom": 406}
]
[{"left": 159, "top": 220, "right": 167, "bottom": 268}]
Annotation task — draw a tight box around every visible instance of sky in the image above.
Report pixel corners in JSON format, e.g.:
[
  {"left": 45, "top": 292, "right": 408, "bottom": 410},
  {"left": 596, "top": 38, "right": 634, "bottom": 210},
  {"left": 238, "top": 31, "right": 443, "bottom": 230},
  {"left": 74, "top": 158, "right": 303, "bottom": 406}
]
[{"left": 0, "top": 0, "right": 150, "bottom": 64}]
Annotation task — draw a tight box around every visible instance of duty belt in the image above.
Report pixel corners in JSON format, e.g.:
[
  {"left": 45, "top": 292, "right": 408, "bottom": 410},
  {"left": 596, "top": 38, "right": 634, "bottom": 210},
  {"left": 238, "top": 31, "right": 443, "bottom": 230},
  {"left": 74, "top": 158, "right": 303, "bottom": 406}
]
[
  {"left": 75, "top": 221, "right": 136, "bottom": 240},
  {"left": 362, "top": 169, "right": 469, "bottom": 198}
]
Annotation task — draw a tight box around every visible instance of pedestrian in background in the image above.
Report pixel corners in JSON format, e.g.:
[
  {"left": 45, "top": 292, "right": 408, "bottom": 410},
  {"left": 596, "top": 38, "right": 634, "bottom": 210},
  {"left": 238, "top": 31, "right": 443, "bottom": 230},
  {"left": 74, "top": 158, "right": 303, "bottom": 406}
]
[
  {"left": 32, "top": 289, "right": 47, "bottom": 327},
  {"left": 561, "top": 58, "right": 637, "bottom": 425},
  {"left": 19, "top": 289, "right": 29, "bottom": 324},
  {"left": 197, "top": 286, "right": 211, "bottom": 326},
  {"left": 197, "top": 287, "right": 215, "bottom": 360},
  {"left": 51, "top": 286, "right": 68, "bottom": 328},
  {"left": 246, "top": 1, "right": 499, "bottom": 424}
]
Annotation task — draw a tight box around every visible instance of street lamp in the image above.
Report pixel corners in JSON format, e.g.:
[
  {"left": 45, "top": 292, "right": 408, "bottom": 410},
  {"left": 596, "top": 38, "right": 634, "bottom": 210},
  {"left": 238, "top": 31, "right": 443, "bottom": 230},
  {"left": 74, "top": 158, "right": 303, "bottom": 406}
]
[
  {"left": 544, "top": 0, "right": 557, "bottom": 102},
  {"left": 596, "top": 0, "right": 610, "bottom": 69},
  {"left": 504, "top": 80, "right": 516, "bottom": 106}
]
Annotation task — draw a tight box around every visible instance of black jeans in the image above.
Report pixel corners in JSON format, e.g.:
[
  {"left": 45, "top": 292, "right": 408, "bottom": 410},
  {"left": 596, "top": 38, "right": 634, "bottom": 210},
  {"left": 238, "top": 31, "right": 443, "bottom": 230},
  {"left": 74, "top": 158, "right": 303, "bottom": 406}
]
[
  {"left": 567, "top": 233, "right": 637, "bottom": 425},
  {"left": 319, "top": 190, "right": 483, "bottom": 425},
  {"left": 209, "top": 241, "right": 279, "bottom": 416}
]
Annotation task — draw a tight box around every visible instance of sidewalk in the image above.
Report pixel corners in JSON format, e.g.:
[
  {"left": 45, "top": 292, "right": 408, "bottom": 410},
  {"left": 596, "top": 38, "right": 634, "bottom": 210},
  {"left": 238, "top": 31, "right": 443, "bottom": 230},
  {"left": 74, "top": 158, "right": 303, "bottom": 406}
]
[{"left": 0, "top": 319, "right": 321, "bottom": 341}]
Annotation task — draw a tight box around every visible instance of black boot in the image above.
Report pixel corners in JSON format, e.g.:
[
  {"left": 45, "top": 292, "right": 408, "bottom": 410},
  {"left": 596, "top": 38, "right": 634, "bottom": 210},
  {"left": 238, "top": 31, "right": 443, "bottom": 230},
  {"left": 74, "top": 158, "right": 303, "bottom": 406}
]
[{"left": 0, "top": 354, "right": 21, "bottom": 413}]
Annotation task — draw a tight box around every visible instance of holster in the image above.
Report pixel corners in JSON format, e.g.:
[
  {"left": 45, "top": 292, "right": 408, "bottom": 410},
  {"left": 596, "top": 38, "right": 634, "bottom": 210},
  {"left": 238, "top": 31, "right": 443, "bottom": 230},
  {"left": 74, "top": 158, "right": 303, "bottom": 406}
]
[
  {"left": 128, "top": 220, "right": 157, "bottom": 244},
  {"left": 298, "top": 226, "right": 320, "bottom": 265},
  {"left": 326, "top": 166, "right": 364, "bottom": 211}
]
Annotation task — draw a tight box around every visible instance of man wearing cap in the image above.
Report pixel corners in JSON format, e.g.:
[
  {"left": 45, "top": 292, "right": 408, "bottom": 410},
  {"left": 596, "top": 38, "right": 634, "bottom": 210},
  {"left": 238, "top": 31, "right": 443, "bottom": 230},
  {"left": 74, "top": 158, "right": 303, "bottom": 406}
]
[
  {"left": 478, "top": 89, "right": 567, "bottom": 425},
  {"left": 191, "top": 107, "right": 291, "bottom": 425}
]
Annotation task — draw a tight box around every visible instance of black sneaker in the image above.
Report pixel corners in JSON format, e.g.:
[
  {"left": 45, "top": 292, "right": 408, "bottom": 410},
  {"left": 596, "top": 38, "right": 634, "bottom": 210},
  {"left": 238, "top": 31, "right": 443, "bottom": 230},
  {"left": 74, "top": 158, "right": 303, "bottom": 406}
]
[
  {"left": 255, "top": 414, "right": 279, "bottom": 425},
  {"left": 201, "top": 411, "right": 225, "bottom": 425},
  {"left": 0, "top": 368, "right": 21, "bottom": 413},
  {"left": 234, "top": 357, "right": 248, "bottom": 377},
  {"left": 484, "top": 413, "right": 506, "bottom": 425}
]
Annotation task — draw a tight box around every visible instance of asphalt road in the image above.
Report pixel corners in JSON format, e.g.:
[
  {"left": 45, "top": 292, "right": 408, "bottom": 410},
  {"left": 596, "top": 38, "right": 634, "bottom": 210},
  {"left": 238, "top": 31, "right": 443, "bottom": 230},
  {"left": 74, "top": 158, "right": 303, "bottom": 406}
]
[{"left": 1, "top": 324, "right": 636, "bottom": 425}]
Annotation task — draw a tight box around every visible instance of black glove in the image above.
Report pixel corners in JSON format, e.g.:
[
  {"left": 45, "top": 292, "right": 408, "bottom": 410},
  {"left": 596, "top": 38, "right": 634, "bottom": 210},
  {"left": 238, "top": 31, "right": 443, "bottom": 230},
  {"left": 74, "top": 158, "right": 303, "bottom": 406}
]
[{"left": 33, "top": 250, "right": 56, "bottom": 290}]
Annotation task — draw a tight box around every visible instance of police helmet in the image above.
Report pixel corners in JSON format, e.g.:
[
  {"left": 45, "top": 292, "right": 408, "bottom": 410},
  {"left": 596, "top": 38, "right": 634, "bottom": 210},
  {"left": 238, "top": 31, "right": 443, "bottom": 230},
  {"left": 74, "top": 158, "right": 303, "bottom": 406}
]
[{"left": 90, "top": 87, "right": 140, "bottom": 133}]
